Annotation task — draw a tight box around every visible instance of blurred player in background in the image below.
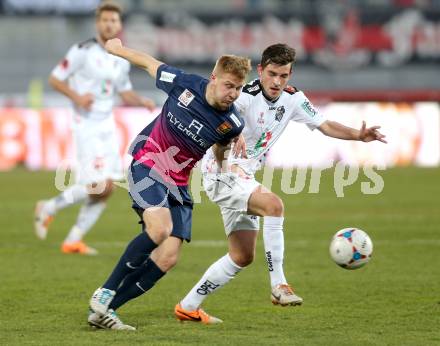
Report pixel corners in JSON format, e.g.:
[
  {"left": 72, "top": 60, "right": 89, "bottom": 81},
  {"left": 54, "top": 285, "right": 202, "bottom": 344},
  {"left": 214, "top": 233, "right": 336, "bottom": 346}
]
[
  {"left": 175, "top": 43, "right": 387, "bottom": 323},
  {"left": 86, "top": 38, "right": 251, "bottom": 330},
  {"left": 33, "top": 2, "right": 155, "bottom": 255}
]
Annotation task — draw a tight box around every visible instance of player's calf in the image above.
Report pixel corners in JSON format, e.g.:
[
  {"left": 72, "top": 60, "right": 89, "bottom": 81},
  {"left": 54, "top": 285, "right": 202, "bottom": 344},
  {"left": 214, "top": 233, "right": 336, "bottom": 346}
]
[{"left": 88, "top": 179, "right": 114, "bottom": 201}]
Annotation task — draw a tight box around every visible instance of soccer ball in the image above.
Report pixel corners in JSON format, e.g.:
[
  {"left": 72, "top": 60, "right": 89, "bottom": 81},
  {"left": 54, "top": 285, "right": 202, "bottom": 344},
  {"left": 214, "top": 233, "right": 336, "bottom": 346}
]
[{"left": 329, "top": 228, "right": 373, "bottom": 269}]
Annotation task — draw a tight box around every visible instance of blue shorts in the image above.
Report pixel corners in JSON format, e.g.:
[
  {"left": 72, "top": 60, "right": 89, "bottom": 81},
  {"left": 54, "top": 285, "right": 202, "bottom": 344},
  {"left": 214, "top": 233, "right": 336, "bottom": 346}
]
[{"left": 128, "top": 161, "right": 193, "bottom": 242}]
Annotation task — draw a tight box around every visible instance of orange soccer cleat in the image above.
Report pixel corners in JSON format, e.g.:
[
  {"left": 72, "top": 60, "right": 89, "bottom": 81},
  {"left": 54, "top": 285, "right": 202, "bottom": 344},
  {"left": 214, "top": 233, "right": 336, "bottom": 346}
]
[
  {"left": 61, "top": 241, "right": 98, "bottom": 255},
  {"left": 174, "top": 304, "right": 222, "bottom": 324}
]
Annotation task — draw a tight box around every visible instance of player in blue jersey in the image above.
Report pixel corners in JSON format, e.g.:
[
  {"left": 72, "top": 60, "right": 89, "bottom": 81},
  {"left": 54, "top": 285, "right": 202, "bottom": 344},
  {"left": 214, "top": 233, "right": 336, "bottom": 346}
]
[{"left": 87, "top": 38, "right": 251, "bottom": 330}]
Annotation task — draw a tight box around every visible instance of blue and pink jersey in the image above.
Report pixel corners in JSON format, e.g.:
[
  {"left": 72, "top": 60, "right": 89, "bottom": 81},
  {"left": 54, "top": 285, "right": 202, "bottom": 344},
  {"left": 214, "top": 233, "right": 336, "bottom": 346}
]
[{"left": 130, "top": 64, "right": 244, "bottom": 186}]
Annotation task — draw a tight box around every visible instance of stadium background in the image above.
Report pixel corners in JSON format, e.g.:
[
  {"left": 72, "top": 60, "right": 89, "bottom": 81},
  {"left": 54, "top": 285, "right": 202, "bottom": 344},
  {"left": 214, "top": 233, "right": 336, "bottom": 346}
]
[{"left": 0, "top": 0, "right": 439, "bottom": 345}]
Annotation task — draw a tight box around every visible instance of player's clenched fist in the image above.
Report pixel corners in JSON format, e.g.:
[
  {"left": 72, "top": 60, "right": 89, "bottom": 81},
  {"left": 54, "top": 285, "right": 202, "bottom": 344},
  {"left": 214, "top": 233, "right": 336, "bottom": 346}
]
[{"left": 105, "top": 38, "right": 123, "bottom": 55}]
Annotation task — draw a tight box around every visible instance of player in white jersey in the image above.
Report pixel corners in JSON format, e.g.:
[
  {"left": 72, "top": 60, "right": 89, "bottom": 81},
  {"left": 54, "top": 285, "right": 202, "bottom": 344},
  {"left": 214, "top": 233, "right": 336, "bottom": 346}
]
[
  {"left": 34, "top": 2, "right": 155, "bottom": 255},
  {"left": 175, "top": 43, "right": 386, "bottom": 323}
]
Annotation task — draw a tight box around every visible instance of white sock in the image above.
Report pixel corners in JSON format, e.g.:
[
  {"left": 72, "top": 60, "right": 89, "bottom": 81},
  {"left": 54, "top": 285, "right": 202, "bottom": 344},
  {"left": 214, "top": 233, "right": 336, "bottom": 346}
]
[
  {"left": 180, "top": 254, "right": 242, "bottom": 311},
  {"left": 64, "top": 198, "right": 106, "bottom": 243},
  {"left": 263, "top": 216, "right": 287, "bottom": 287},
  {"left": 44, "top": 184, "right": 88, "bottom": 215}
]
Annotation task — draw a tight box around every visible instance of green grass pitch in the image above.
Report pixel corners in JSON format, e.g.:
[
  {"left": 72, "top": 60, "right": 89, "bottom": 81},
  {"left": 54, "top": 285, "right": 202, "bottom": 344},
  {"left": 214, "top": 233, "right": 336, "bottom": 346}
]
[{"left": 1, "top": 167, "right": 439, "bottom": 345}]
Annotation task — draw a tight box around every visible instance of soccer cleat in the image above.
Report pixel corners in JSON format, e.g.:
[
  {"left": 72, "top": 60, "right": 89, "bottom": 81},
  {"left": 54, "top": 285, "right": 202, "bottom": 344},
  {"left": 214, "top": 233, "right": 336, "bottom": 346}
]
[
  {"left": 174, "top": 304, "right": 222, "bottom": 324},
  {"left": 271, "top": 284, "right": 303, "bottom": 306},
  {"left": 88, "top": 308, "right": 136, "bottom": 330},
  {"left": 90, "top": 287, "right": 116, "bottom": 316},
  {"left": 34, "top": 200, "right": 54, "bottom": 240},
  {"left": 61, "top": 241, "right": 98, "bottom": 255}
]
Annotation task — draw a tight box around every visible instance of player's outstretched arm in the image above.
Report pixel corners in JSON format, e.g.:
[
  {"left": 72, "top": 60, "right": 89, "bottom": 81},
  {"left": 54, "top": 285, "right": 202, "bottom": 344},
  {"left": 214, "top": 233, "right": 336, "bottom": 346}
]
[
  {"left": 119, "top": 90, "right": 156, "bottom": 111},
  {"left": 318, "top": 120, "right": 387, "bottom": 143},
  {"left": 105, "top": 38, "right": 163, "bottom": 79}
]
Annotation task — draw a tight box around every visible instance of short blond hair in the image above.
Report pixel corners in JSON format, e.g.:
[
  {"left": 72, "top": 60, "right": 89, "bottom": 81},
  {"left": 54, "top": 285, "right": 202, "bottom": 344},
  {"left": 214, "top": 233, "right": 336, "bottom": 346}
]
[
  {"left": 213, "top": 55, "right": 252, "bottom": 80},
  {"left": 95, "top": 1, "right": 123, "bottom": 19}
]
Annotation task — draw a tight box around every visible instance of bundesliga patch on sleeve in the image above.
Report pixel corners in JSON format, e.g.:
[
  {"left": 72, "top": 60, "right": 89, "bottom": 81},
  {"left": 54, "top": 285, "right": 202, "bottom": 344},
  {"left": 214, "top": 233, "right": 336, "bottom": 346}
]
[
  {"left": 301, "top": 101, "right": 317, "bottom": 117},
  {"left": 160, "top": 71, "right": 176, "bottom": 83}
]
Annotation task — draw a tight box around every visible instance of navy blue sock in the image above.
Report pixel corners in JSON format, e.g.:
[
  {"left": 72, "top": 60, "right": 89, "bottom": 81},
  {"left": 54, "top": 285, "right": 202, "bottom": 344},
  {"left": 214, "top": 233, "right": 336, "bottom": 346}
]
[
  {"left": 102, "top": 232, "right": 157, "bottom": 290},
  {"left": 109, "top": 259, "right": 166, "bottom": 311}
]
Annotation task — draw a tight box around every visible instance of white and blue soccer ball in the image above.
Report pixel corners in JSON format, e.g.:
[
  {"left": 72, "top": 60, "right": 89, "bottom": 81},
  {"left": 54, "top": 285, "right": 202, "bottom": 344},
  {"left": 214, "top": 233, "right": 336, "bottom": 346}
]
[{"left": 329, "top": 228, "right": 373, "bottom": 269}]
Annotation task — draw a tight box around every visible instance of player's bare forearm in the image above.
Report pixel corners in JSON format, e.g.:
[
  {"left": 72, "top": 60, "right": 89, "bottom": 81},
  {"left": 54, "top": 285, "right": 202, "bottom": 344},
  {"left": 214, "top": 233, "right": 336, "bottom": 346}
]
[
  {"left": 212, "top": 143, "right": 230, "bottom": 172},
  {"left": 49, "top": 75, "right": 93, "bottom": 110},
  {"left": 48, "top": 75, "right": 80, "bottom": 103},
  {"left": 119, "top": 90, "right": 155, "bottom": 110},
  {"left": 318, "top": 120, "right": 359, "bottom": 140},
  {"left": 231, "top": 134, "right": 247, "bottom": 158},
  {"left": 105, "top": 39, "right": 163, "bottom": 79},
  {"left": 119, "top": 47, "right": 162, "bottom": 78},
  {"left": 318, "top": 120, "right": 387, "bottom": 143}
]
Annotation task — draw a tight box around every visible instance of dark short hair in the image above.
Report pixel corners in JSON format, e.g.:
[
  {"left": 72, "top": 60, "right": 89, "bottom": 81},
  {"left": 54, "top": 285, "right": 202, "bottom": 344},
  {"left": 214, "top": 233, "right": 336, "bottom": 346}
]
[
  {"left": 260, "top": 44, "right": 296, "bottom": 69},
  {"left": 95, "top": 1, "right": 122, "bottom": 19}
]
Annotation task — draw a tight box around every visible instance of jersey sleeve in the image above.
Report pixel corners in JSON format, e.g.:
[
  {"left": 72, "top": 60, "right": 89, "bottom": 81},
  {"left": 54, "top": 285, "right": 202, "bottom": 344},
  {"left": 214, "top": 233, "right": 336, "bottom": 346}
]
[
  {"left": 217, "top": 111, "right": 245, "bottom": 146},
  {"left": 51, "top": 44, "right": 85, "bottom": 81},
  {"left": 290, "top": 91, "right": 326, "bottom": 130},
  {"left": 115, "top": 60, "right": 133, "bottom": 93},
  {"left": 155, "top": 64, "right": 186, "bottom": 95},
  {"left": 233, "top": 92, "right": 252, "bottom": 117}
]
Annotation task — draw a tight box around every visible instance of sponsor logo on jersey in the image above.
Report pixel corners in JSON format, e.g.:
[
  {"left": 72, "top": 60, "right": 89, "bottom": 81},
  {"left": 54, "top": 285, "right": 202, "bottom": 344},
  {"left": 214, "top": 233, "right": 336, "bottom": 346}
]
[
  {"left": 166, "top": 112, "right": 208, "bottom": 148},
  {"left": 275, "top": 105, "right": 285, "bottom": 122},
  {"left": 301, "top": 100, "right": 317, "bottom": 117},
  {"left": 248, "top": 84, "right": 260, "bottom": 93},
  {"left": 216, "top": 121, "right": 232, "bottom": 134},
  {"left": 178, "top": 89, "right": 195, "bottom": 107},
  {"left": 160, "top": 71, "right": 176, "bottom": 83}
]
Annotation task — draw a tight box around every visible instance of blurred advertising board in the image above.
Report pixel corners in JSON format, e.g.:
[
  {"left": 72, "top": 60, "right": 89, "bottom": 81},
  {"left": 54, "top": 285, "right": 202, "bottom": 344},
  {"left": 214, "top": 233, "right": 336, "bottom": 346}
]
[
  {"left": 125, "top": 9, "right": 440, "bottom": 69},
  {"left": 0, "top": 102, "right": 439, "bottom": 171}
]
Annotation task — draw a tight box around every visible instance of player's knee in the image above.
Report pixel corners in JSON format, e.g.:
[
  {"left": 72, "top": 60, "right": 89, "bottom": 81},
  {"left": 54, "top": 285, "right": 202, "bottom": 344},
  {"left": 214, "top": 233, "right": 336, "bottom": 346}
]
[
  {"left": 89, "top": 180, "right": 114, "bottom": 201},
  {"left": 263, "top": 194, "right": 284, "bottom": 216},
  {"left": 145, "top": 224, "right": 172, "bottom": 244},
  {"left": 231, "top": 251, "right": 254, "bottom": 267}
]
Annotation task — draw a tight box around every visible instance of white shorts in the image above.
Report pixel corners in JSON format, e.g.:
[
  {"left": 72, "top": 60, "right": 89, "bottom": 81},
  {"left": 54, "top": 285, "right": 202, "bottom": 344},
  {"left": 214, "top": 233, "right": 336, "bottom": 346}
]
[
  {"left": 203, "top": 173, "right": 261, "bottom": 235},
  {"left": 72, "top": 115, "right": 123, "bottom": 185}
]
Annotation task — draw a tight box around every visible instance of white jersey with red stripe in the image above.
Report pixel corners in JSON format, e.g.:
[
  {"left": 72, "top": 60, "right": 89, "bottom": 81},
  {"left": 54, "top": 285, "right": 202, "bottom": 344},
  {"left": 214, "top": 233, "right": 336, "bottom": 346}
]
[
  {"left": 51, "top": 38, "right": 132, "bottom": 120},
  {"left": 201, "top": 80, "right": 326, "bottom": 176}
]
